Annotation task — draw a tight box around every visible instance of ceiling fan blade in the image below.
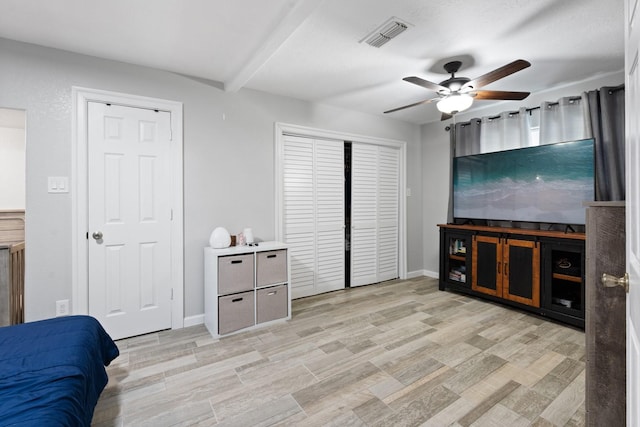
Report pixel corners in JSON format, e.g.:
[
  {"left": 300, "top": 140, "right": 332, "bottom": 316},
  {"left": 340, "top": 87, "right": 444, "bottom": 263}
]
[
  {"left": 384, "top": 98, "right": 435, "bottom": 114},
  {"left": 463, "top": 59, "right": 531, "bottom": 90},
  {"left": 440, "top": 113, "right": 453, "bottom": 121},
  {"left": 403, "top": 76, "right": 449, "bottom": 93},
  {"left": 472, "top": 90, "right": 530, "bottom": 100}
]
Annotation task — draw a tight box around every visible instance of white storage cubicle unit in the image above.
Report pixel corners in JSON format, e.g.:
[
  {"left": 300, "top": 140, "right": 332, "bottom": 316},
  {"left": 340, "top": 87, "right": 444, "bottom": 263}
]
[{"left": 204, "top": 242, "right": 290, "bottom": 337}]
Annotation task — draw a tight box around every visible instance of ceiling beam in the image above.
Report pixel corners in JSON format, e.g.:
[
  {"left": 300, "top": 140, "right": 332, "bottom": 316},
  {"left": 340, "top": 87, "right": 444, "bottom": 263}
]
[{"left": 223, "top": 0, "right": 324, "bottom": 92}]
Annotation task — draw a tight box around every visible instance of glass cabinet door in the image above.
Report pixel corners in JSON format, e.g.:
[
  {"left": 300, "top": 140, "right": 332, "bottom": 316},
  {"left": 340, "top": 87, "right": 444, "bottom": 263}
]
[
  {"left": 544, "top": 245, "right": 584, "bottom": 316},
  {"left": 445, "top": 232, "right": 471, "bottom": 287}
]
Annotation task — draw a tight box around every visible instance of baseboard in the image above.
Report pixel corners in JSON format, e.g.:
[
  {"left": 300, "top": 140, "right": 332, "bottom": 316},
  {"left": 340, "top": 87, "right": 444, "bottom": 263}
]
[
  {"left": 183, "top": 314, "right": 204, "bottom": 328},
  {"left": 423, "top": 269, "right": 439, "bottom": 279},
  {"left": 406, "top": 270, "right": 425, "bottom": 279},
  {"left": 406, "top": 269, "right": 439, "bottom": 279}
]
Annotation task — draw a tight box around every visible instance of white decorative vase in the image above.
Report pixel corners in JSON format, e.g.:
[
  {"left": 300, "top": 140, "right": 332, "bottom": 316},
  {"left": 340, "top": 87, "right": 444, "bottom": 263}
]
[{"left": 209, "top": 227, "right": 231, "bottom": 248}]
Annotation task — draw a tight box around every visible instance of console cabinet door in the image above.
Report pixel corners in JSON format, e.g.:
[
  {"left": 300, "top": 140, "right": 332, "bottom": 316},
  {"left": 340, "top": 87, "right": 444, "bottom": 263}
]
[
  {"left": 503, "top": 239, "right": 540, "bottom": 307},
  {"left": 472, "top": 235, "right": 502, "bottom": 297},
  {"left": 472, "top": 235, "right": 540, "bottom": 307}
]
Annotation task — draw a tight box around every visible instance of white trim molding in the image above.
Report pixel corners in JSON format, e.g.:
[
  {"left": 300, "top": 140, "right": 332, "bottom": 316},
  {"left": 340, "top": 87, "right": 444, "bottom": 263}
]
[
  {"left": 183, "top": 314, "right": 205, "bottom": 328},
  {"left": 71, "top": 87, "right": 184, "bottom": 330},
  {"left": 405, "top": 270, "right": 438, "bottom": 279}
]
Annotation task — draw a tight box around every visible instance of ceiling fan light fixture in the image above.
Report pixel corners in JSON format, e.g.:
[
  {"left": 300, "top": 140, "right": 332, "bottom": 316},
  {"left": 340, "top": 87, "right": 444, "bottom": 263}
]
[{"left": 436, "top": 93, "right": 474, "bottom": 114}]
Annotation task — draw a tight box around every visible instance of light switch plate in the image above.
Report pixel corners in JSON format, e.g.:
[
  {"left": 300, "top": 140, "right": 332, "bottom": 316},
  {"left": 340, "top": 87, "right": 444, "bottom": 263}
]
[
  {"left": 55, "top": 299, "right": 69, "bottom": 316},
  {"left": 48, "top": 176, "right": 69, "bottom": 193}
]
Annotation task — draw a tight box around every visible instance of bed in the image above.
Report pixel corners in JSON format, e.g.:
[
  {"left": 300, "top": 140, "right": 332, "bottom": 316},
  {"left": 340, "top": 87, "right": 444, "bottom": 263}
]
[{"left": 0, "top": 315, "right": 119, "bottom": 426}]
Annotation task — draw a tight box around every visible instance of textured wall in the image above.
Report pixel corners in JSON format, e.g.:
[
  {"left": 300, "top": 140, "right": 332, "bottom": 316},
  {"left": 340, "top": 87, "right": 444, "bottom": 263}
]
[{"left": 0, "top": 38, "right": 422, "bottom": 321}]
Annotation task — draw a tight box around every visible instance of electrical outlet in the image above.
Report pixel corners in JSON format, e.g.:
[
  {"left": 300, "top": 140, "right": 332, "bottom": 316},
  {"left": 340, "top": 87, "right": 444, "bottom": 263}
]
[{"left": 55, "top": 299, "right": 69, "bottom": 316}]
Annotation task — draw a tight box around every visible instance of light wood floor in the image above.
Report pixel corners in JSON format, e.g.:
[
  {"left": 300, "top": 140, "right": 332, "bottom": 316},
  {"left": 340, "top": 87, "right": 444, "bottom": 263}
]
[{"left": 92, "top": 277, "right": 585, "bottom": 426}]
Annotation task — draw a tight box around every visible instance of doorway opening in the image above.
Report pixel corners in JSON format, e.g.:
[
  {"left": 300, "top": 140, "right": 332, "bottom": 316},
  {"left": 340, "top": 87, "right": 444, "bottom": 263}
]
[
  {"left": 0, "top": 108, "right": 26, "bottom": 325},
  {"left": 344, "top": 141, "right": 352, "bottom": 287}
]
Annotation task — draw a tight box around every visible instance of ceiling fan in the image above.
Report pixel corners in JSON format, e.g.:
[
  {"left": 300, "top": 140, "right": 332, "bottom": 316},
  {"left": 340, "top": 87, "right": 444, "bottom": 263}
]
[{"left": 385, "top": 59, "right": 531, "bottom": 120}]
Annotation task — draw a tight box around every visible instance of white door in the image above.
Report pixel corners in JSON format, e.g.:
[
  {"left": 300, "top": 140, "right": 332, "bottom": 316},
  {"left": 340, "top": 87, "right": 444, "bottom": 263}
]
[
  {"left": 351, "top": 143, "right": 378, "bottom": 286},
  {"left": 351, "top": 143, "right": 399, "bottom": 287},
  {"left": 282, "top": 136, "right": 344, "bottom": 299},
  {"left": 377, "top": 145, "right": 400, "bottom": 282},
  {"left": 87, "top": 102, "right": 173, "bottom": 340},
  {"left": 626, "top": 0, "right": 640, "bottom": 422}
]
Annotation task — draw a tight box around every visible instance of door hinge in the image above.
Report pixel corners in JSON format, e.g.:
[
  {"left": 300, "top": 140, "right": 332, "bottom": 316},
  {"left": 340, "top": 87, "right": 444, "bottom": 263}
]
[
  {"left": 169, "top": 129, "right": 173, "bottom": 141},
  {"left": 86, "top": 232, "right": 89, "bottom": 239},
  {"left": 170, "top": 209, "right": 173, "bottom": 221},
  {"left": 171, "top": 288, "right": 174, "bottom": 300}
]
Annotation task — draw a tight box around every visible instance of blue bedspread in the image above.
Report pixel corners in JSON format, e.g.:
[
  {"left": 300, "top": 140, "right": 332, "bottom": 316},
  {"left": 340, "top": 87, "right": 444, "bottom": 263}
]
[{"left": 0, "top": 315, "right": 119, "bottom": 426}]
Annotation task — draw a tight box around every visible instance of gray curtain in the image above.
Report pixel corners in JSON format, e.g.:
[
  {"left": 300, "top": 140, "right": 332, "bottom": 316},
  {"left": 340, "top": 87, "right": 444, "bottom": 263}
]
[
  {"left": 447, "top": 125, "right": 456, "bottom": 223},
  {"left": 585, "top": 85, "right": 625, "bottom": 201},
  {"left": 448, "top": 120, "right": 481, "bottom": 222},
  {"left": 454, "top": 118, "right": 481, "bottom": 156}
]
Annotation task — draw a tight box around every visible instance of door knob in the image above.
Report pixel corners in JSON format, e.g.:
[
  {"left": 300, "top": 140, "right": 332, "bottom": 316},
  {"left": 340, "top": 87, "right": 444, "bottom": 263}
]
[
  {"left": 92, "top": 231, "right": 103, "bottom": 240},
  {"left": 601, "top": 272, "right": 629, "bottom": 293}
]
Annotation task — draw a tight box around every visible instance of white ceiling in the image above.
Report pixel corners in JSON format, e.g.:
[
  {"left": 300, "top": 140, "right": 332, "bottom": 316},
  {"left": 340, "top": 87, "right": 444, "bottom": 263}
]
[{"left": 0, "top": 0, "right": 624, "bottom": 124}]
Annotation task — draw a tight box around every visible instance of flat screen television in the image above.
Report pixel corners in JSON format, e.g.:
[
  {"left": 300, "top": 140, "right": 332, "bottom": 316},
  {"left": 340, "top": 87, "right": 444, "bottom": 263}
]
[{"left": 453, "top": 138, "right": 595, "bottom": 225}]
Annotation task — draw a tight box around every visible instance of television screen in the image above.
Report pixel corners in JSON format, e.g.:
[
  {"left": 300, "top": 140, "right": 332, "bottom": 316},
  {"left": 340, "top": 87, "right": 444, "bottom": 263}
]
[{"left": 453, "top": 138, "right": 595, "bottom": 225}]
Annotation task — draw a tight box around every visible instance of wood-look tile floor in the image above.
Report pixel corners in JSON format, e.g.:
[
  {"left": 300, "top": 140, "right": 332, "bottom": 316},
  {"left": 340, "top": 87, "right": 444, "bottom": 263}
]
[{"left": 93, "top": 277, "right": 586, "bottom": 426}]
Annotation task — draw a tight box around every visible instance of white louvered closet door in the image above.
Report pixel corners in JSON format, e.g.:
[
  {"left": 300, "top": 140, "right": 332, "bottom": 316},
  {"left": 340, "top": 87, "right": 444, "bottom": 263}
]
[
  {"left": 377, "top": 145, "right": 400, "bottom": 281},
  {"left": 283, "top": 136, "right": 344, "bottom": 299},
  {"left": 351, "top": 143, "right": 399, "bottom": 287}
]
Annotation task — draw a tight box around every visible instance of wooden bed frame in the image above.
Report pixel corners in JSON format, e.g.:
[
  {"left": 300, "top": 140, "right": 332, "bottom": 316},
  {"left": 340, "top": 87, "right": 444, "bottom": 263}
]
[{"left": 0, "top": 210, "right": 25, "bottom": 326}]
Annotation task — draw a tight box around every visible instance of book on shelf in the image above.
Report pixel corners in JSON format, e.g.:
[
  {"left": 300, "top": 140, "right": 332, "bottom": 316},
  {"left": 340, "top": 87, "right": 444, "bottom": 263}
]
[
  {"left": 448, "top": 268, "right": 466, "bottom": 283},
  {"left": 450, "top": 239, "right": 467, "bottom": 255}
]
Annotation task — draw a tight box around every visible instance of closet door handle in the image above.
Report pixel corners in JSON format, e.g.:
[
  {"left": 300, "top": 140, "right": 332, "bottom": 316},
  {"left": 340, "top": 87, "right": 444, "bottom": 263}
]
[
  {"left": 497, "top": 262, "right": 501, "bottom": 274},
  {"left": 231, "top": 260, "right": 243, "bottom": 264}
]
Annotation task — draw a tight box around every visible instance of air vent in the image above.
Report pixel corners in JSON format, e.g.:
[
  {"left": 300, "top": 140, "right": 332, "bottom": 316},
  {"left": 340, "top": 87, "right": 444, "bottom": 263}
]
[{"left": 361, "top": 17, "right": 410, "bottom": 48}]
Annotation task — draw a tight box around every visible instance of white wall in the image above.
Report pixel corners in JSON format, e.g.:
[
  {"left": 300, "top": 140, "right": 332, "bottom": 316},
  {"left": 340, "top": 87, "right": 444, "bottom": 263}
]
[
  {"left": 420, "top": 71, "right": 625, "bottom": 276},
  {"left": 421, "top": 122, "right": 450, "bottom": 277},
  {"left": 0, "top": 38, "right": 423, "bottom": 321},
  {"left": 0, "top": 126, "right": 25, "bottom": 209}
]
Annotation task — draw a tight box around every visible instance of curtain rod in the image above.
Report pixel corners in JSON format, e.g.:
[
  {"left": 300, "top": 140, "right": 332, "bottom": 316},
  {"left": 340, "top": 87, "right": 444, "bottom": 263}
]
[
  {"left": 608, "top": 83, "right": 625, "bottom": 93},
  {"left": 447, "top": 85, "right": 625, "bottom": 130}
]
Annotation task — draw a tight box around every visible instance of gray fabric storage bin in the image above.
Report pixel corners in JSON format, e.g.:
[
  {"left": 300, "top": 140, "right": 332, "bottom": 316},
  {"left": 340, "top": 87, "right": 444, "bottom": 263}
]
[
  {"left": 218, "top": 290, "right": 254, "bottom": 334},
  {"left": 256, "top": 284, "right": 288, "bottom": 324},
  {"left": 218, "top": 253, "right": 254, "bottom": 294},
  {"left": 256, "top": 250, "right": 287, "bottom": 286}
]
